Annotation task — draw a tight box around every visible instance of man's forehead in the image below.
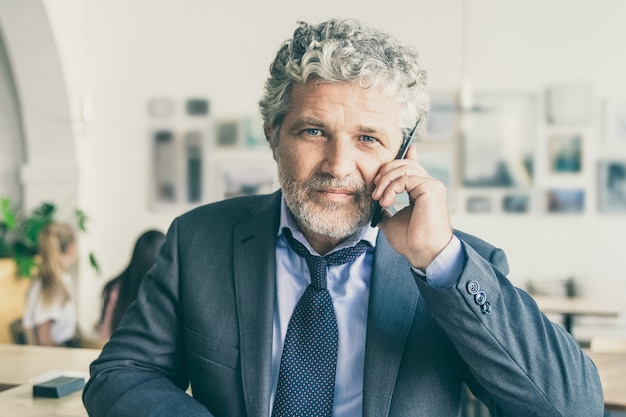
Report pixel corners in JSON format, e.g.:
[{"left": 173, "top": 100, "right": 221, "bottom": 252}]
[{"left": 285, "top": 83, "right": 404, "bottom": 129}]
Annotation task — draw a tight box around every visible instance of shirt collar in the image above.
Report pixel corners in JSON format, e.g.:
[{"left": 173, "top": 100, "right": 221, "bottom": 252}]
[{"left": 278, "top": 195, "right": 378, "bottom": 255}]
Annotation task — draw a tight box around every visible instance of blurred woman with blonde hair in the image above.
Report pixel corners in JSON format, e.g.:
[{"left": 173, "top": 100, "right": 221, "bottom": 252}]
[{"left": 22, "top": 221, "right": 79, "bottom": 346}]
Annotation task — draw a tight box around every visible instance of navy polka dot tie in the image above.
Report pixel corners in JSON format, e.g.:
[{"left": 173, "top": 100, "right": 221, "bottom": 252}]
[{"left": 273, "top": 229, "right": 370, "bottom": 417}]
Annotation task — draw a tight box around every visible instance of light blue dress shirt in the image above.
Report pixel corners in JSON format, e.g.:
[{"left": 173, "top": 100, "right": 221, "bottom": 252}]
[{"left": 270, "top": 198, "right": 464, "bottom": 416}]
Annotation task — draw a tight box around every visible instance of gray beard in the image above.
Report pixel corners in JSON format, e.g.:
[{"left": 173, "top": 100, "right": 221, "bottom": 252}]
[{"left": 278, "top": 167, "right": 376, "bottom": 240}]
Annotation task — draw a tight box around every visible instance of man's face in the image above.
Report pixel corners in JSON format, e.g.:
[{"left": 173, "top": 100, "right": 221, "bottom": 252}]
[{"left": 269, "top": 81, "right": 404, "bottom": 239}]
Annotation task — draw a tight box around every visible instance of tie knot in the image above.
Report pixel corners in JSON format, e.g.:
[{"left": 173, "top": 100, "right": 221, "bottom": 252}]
[
  {"left": 324, "top": 240, "right": 370, "bottom": 266},
  {"left": 282, "top": 228, "right": 370, "bottom": 289}
]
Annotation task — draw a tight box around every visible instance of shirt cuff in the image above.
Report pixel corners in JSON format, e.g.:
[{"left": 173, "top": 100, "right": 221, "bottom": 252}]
[{"left": 411, "top": 235, "right": 465, "bottom": 289}]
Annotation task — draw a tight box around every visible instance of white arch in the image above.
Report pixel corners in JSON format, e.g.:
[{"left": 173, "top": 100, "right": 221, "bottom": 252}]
[{"left": 0, "top": 0, "right": 77, "bottom": 211}]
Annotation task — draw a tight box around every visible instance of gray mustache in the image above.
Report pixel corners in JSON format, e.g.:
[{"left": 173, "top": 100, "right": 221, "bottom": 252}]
[{"left": 303, "top": 174, "right": 367, "bottom": 193}]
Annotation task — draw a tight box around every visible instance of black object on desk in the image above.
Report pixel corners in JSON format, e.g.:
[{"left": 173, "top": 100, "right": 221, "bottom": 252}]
[{"left": 33, "top": 376, "right": 85, "bottom": 398}]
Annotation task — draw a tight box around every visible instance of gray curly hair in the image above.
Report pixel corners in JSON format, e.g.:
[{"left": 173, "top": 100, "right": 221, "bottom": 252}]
[{"left": 259, "top": 18, "right": 430, "bottom": 144}]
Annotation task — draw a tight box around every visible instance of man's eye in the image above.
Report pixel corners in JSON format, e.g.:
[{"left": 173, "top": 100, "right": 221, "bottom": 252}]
[
  {"left": 304, "top": 128, "right": 322, "bottom": 136},
  {"left": 360, "top": 135, "right": 377, "bottom": 143}
]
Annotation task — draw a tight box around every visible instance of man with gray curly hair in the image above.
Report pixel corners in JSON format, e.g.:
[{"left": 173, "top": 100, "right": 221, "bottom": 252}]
[{"left": 84, "top": 18, "right": 603, "bottom": 417}]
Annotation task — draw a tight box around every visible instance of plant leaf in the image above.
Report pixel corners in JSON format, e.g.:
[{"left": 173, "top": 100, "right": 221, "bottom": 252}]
[
  {"left": 34, "top": 202, "right": 56, "bottom": 219},
  {"left": 75, "top": 209, "right": 89, "bottom": 233},
  {"left": 15, "top": 254, "right": 36, "bottom": 278},
  {"left": 1, "top": 197, "right": 17, "bottom": 230},
  {"left": 89, "top": 252, "right": 100, "bottom": 275}
]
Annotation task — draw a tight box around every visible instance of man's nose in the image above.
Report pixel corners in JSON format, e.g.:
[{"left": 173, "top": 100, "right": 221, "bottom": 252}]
[{"left": 321, "top": 138, "right": 357, "bottom": 178}]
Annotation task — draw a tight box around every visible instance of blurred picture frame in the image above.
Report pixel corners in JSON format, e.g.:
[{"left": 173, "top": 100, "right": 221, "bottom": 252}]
[
  {"left": 548, "top": 132, "right": 583, "bottom": 174},
  {"left": 215, "top": 118, "right": 244, "bottom": 148},
  {"left": 598, "top": 159, "right": 626, "bottom": 213},
  {"left": 545, "top": 84, "right": 593, "bottom": 125},
  {"left": 146, "top": 96, "right": 213, "bottom": 212},
  {"left": 462, "top": 92, "right": 536, "bottom": 188},
  {"left": 184, "top": 131, "right": 204, "bottom": 203},
  {"left": 150, "top": 129, "right": 212, "bottom": 207},
  {"left": 212, "top": 155, "right": 278, "bottom": 201},
  {"left": 185, "top": 98, "right": 210, "bottom": 116},
  {"left": 546, "top": 189, "right": 584, "bottom": 213},
  {"left": 147, "top": 98, "right": 175, "bottom": 118},
  {"left": 466, "top": 196, "right": 491, "bottom": 213},
  {"left": 604, "top": 99, "right": 626, "bottom": 146},
  {"left": 243, "top": 114, "right": 269, "bottom": 148},
  {"left": 503, "top": 194, "right": 530, "bottom": 213},
  {"left": 421, "top": 92, "right": 458, "bottom": 141},
  {"left": 151, "top": 129, "right": 179, "bottom": 203}
]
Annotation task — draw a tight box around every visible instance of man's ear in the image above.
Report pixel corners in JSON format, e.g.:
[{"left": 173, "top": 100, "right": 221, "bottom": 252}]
[
  {"left": 263, "top": 124, "right": 272, "bottom": 143},
  {"left": 264, "top": 124, "right": 278, "bottom": 161}
]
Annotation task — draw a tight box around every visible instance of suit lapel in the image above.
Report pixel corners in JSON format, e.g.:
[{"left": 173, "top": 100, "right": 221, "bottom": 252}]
[
  {"left": 363, "top": 232, "right": 420, "bottom": 417},
  {"left": 231, "top": 192, "right": 419, "bottom": 416},
  {"left": 233, "top": 192, "right": 281, "bottom": 417}
]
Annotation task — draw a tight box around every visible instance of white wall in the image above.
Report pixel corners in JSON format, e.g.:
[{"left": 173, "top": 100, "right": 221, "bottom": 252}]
[
  {"left": 0, "top": 30, "right": 23, "bottom": 204},
  {"left": 3, "top": 0, "right": 626, "bottom": 331}
]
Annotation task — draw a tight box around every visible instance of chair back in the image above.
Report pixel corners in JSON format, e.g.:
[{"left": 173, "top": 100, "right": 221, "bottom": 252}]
[{"left": 10, "top": 318, "right": 27, "bottom": 345}]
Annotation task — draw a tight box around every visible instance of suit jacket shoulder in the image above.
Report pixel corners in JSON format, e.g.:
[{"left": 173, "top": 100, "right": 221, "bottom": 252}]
[
  {"left": 176, "top": 191, "right": 281, "bottom": 231},
  {"left": 453, "top": 229, "right": 509, "bottom": 276}
]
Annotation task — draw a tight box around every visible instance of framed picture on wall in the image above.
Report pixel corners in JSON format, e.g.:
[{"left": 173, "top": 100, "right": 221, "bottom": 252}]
[
  {"left": 150, "top": 129, "right": 211, "bottom": 207},
  {"left": 461, "top": 92, "right": 535, "bottom": 188},
  {"left": 152, "top": 129, "right": 178, "bottom": 203},
  {"left": 243, "top": 114, "right": 269, "bottom": 148},
  {"left": 503, "top": 194, "right": 530, "bottom": 213},
  {"left": 548, "top": 132, "right": 583, "bottom": 174},
  {"left": 604, "top": 99, "right": 626, "bottom": 146},
  {"left": 598, "top": 159, "right": 626, "bottom": 212},
  {"left": 184, "top": 131, "right": 204, "bottom": 203},
  {"left": 185, "top": 98, "right": 210, "bottom": 116},
  {"left": 421, "top": 92, "right": 458, "bottom": 141},
  {"left": 147, "top": 96, "right": 213, "bottom": 211},
  {"left": 212, "top": 155, "right": 278, "bottom": 201},
  {"left": 466, "top": 196, "right": 491, "bottom": 213},
  {"left": 546, "top": 189, "right": 584, "bottom": 213},
  {"left": 545, "top": 84, "right": 593, "bottom": 125},
  {"left": 215, "top": 118, "right": 244, "bottom": 148},
  {"left": 147, "top": 98, "right": 174, "bottom": 118}
]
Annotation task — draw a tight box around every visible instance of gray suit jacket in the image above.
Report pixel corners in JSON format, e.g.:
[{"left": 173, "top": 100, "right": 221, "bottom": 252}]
[{"left": 83, "top": 191, "right": 603, "bottom": 417}]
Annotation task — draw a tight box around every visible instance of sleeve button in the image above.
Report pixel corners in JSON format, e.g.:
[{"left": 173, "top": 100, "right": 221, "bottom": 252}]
[
  {"left": 481, "top": 301, "right": 491, "bottom": 314},
  {"left": 466, "top": 281, "right": 480, "bottom": 295},
  {"left": 474, "top": 291, "right": 487, "bottom": 306}
]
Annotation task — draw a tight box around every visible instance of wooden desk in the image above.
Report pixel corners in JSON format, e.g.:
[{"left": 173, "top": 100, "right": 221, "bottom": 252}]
[
  {"left": 532, "top": 295, "right": 625, "bottom": 334},
  {"left": 0, "top": 344, "right": 623, "bottom": 413},
  {"left": 0, "top": 344, "right": 100, "bottom": 417},
  {"left": 0, "top": 343, "right": 100, "bottom": 385},
  {"left": 0, "top": 383, "right": 88, "bottom": 417},
  {"left": 587, "top": 350, "right": 626, "bottom": 410}
]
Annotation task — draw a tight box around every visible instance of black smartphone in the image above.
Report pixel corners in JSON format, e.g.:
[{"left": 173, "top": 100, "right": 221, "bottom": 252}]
[{"left": 370, "top": 120, "right": 420, "bottom": 227}]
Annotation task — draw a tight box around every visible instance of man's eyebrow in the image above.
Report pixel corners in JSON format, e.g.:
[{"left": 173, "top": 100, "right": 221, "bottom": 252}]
[
  {"left": 356, "top": 125, "right": 385, "bottom": 135},
  {"left": 289, "top": 117, "right": 326, "bottom": 130}
]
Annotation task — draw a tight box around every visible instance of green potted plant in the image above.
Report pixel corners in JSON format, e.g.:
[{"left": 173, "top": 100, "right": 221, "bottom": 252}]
[{"left": 0, "top": 196, "right": 100, "bottom": 277}]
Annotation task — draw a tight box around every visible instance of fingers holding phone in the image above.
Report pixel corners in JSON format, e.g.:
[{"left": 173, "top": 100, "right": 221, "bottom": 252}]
[
  {"left": 373, "top": 146, "right": 453, "bottom": 270},
  {"left": 371, "top": 145, "right": 424, "bottom": 208},
  {"left": 371, "top": 120, "right": 420, "bottom": 227}
]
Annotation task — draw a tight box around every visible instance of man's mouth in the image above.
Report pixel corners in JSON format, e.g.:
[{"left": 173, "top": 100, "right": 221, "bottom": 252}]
[{"left": 317, "top": 188, "right": 356, "bottom": 202}]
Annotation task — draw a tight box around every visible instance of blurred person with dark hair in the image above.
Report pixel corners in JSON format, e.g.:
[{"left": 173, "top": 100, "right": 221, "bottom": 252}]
[
  {"left": 22, "top": 221, "right": 79, "bottom": 346},
  {"left": 84, "top": 18, "right": 602, "bottom": 417},
  {"left": 97, "top": 230, "right": 166, "bottom": 340}
]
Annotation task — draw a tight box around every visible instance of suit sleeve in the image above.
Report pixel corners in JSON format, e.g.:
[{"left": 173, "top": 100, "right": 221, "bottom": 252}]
[
  {"left": 83, "top": 219, "right": 213, "bottom": 417},
  {"left": 413, "top": 238, "right": 604, "bottom": 417}
]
